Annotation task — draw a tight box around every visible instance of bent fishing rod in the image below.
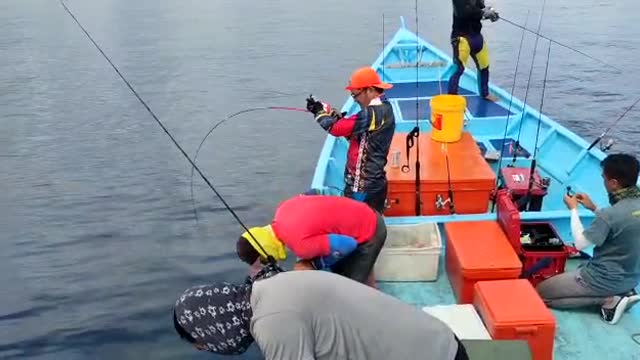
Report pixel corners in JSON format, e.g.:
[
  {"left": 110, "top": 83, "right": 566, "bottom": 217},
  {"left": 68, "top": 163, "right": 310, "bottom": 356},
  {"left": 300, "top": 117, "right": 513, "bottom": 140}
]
[
  {"left": 188, "top": 106, "right": 309, "bottom": 223},
  {"left": 500, "top": 16, "right": 622, "bottom": 73},
  {"left": 59, "top": 0, "right": 278, "bottom": 265},
  {"left": 189, "top": 104, "right": 350, "bottom": 222},
  {"left": 587, "top": 96, "right": 640, "bottom": 151}
]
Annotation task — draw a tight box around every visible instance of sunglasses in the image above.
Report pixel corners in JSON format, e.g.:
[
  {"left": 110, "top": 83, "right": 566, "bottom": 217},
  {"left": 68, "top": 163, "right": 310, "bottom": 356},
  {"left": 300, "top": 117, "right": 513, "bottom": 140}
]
[{"left": 351, "top": 89, "right": 366, "bottom": 98}]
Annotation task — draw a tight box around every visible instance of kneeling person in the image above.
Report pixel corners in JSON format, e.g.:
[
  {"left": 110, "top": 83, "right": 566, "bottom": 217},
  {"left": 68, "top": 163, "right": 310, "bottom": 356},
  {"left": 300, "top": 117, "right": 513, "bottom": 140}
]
[
  {"left": 536, "top": 153, "right": 640, "bottom": 324},
  {"left": 236, "top": 194, "right": 387, "bottom": 284}
]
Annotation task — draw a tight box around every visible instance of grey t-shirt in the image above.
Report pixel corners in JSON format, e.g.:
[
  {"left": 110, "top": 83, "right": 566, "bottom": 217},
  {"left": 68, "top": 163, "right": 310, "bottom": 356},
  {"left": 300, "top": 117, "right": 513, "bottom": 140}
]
[
  {"left": 250, "top": 270, "right": 458, "bottom": 360},
  {"left": 580, "top": 197, "right": 640, "bottom": 294}
]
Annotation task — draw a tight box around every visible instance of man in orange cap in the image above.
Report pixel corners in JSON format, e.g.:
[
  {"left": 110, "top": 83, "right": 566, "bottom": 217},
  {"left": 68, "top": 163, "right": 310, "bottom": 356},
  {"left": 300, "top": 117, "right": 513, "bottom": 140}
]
[{"left": 306, "top": 67, "right": 395, "bottom": 214}]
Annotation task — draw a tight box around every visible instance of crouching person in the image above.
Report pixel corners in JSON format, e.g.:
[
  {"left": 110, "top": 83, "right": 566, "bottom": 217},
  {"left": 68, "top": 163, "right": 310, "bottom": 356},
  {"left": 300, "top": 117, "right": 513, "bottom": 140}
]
[
  {"left": 173, "top": 270, "right": 469, "bottom": 359},
  {"left": 236, "top": 194, "right": 386, "bottom": 284},
  {"left": 536, "top": 153, "right": 640, "bottom": 324}
]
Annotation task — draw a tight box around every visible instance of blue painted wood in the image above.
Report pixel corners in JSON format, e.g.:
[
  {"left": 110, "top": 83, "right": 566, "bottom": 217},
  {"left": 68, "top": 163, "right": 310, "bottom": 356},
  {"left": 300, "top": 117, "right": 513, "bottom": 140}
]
[{"left": 384, "top": 80, "right": 474, "bottom": 99}]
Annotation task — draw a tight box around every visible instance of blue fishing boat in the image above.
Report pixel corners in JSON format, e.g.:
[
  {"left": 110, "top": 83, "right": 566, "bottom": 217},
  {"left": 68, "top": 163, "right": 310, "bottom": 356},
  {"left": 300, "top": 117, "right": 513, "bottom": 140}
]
[{"left": 309, "top": 16, "right": 639, "bottom": 359}]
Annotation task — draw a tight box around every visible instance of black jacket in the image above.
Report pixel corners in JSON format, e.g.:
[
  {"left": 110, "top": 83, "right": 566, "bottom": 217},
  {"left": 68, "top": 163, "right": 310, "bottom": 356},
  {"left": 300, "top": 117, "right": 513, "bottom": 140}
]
[
  {"left": 451, "top": 0, "right": 485, "bottom": 38},
  {"left": 315, "top": 98, "right": 395, "bottom": 194}
]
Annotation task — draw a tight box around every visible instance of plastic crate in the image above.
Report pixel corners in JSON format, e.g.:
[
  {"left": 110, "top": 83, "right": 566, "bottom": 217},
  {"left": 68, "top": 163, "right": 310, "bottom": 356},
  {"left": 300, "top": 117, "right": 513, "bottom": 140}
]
[{"left": 374, "top": 222, "right": 442, "bottom": 281}]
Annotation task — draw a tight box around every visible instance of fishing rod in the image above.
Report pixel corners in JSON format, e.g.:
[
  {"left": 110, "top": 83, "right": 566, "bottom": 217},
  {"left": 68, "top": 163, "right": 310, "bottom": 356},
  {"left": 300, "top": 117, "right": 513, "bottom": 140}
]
[
  {"left": 59, "top": 0, "right": 279, "bottom": 266},
  {"left": 445, "top": 150, "right": 455, "bottom": 214},
  {"left": 512, "top": 0, "right": 547, "bottom": 165},
  {"left": 500, "top": 16, "right": 622, "bottom": 73},
  {"left": 189, "top": 106, "right": 309, "bottom": 222},
  {"left": 490, "top": 10, "right": 530, "bottom": 213},
  {"left": 586, "top": 96, "right": 640, "bottom": 151},
  {"left": 412, "top": 0, "right": 422, "bottom": 216},
  {"left": 400, "top": 0, "right": 423, "bottom": 216},
  {"left": 517, "top": 41, "right": 552, "bottom": 211},
  {"left": 382, "top": 13, "right": 385, "bottom": 79}
]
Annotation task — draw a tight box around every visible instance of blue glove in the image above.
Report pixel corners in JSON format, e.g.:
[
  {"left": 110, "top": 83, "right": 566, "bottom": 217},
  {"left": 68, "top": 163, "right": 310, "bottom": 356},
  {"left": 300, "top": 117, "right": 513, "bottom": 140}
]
[
  {"left": 312, "top": 234, "right": 358, "bottom": 270},
  {"left": 352, "top": 192, "right": 367, "bottom": 202}
]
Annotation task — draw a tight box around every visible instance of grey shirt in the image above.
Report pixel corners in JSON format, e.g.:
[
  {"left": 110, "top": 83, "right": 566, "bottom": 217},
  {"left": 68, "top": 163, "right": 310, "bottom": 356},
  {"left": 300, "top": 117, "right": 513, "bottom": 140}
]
[
  {"left": 250, "top": 270, "right": 459, "bottom": 360},
  {"left": 580, "top": 197, "right": 640, "bottom": 294}
]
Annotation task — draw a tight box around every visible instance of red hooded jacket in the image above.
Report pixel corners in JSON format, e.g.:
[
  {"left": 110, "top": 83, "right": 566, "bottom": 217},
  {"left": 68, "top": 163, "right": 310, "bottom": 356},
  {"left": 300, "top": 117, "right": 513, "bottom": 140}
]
[{"left": 271, "top": 195, "right": 378, "bottom": 259}]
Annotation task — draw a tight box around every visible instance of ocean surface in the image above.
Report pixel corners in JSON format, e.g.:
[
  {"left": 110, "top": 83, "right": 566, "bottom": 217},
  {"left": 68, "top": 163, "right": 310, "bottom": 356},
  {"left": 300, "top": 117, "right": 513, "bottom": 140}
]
[{"left": 1, "top": 0, "right": 639, "bottom": 358}]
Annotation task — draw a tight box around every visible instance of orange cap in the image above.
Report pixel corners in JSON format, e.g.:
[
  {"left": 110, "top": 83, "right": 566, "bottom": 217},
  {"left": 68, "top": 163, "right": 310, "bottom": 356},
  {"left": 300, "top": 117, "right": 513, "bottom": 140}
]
[{"left": 345, "top": 67, "right": 393, "bottom": 91}]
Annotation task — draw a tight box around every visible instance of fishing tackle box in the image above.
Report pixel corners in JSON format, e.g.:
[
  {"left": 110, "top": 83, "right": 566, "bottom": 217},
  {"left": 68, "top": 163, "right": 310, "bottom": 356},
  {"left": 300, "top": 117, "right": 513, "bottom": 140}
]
[
  {"left": 496, "top": 190, "right": 569, "bottom": 286},
  {"left": 385, "top": 131, "right": 496, "bottom": 216},
  {"left": 499, "top": 167, "right": 550, "bottom": 212}
]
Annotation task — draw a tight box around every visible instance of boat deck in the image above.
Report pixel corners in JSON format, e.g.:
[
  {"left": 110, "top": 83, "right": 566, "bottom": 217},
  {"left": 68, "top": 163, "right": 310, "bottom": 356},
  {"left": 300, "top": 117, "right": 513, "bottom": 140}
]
[
  {"left": 312, "top": 18, "right": 640, "bottom": 359},
  {"left": 378, "top": 257, "right": 640, "bottom": 359}
]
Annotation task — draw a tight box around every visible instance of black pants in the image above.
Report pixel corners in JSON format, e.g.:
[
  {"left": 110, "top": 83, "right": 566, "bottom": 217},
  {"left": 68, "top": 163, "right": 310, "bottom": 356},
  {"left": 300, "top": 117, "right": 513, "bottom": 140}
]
[
  {"left": 343, "top": 182, "right": 388, "bottom": 214},
  {"left": 454, "top": 335, "right": 469, "bottom": 360},
  {"left": 331, "top": 212, "right": 387, "bottom": 283}
]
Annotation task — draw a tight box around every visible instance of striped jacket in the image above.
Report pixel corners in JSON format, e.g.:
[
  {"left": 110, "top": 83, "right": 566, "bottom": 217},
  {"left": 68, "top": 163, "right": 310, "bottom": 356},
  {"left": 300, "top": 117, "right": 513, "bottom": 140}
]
[{"left": 315, "top": 97, "right": 395, "bottom": 194}]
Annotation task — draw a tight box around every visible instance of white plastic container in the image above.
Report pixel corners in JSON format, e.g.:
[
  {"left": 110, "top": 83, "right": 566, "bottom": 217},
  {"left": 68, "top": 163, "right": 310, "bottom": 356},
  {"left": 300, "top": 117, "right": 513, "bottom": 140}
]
[
  {"left": 373, "top": 222, "right": 442, "bottom": 281},
  {"left": 422, "top": 304, "right": 491, "bottom": 340}
]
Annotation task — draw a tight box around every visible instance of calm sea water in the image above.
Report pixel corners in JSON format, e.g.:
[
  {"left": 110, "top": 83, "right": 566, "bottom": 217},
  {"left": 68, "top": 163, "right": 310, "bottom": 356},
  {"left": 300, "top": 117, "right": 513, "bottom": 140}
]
[{"left": 1, "top": 0, "right": 639, "bottom": 358}]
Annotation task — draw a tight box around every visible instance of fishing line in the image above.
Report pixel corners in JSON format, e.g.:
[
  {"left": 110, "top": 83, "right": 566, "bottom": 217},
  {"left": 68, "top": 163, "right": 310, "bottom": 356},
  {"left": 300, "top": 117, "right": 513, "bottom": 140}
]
[
  {"left": 532, "top": 42, "right": 552, "bottom": 161},
  {"left": 500, "top": 17, "right": 622, "bottom": 73},
  {"left": 188, "top": 105, "right": 319, "bottom": 223},
  {"left": 59, "top": 0, "right": 276, "bottom": 263},
  {"left": 490, "top": 10, "right": 530, "bottom": 213},
  {"left": 586, "top": 95, "right": 640, "bottom": 151},
  {"left": 512, "top": 0, "right": 547, "bottom": 164}
]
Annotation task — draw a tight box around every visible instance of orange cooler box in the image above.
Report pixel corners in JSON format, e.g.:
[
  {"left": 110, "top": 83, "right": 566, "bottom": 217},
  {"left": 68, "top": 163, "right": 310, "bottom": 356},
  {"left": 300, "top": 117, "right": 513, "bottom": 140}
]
[
  {"left": 385, "top": 131, "right": 496, "bottom": 216},
  {"left": 445, "top": 221, "right": 522, "bottom": 304},
  {"left": 473, "top": 279, "right": 556, "bottom": 360}
]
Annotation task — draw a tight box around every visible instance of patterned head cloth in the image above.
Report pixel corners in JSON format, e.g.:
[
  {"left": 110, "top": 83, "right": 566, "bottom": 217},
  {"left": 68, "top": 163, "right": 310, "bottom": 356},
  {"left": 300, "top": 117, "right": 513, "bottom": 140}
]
[{"left": 173, "top": 282, "right": 254, "bottom": 355}]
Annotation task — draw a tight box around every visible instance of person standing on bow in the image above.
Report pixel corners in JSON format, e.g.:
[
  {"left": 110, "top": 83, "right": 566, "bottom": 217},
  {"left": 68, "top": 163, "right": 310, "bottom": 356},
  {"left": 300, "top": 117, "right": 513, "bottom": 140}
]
[
  {"left": 306, "top": 67, "right": 396, "bottom": 214},
  {"left": 235, "top": 193, "right": 387, "bottom": 285},
  {"left": 448, "top": 0, "right": 499, "bottom": 101}
]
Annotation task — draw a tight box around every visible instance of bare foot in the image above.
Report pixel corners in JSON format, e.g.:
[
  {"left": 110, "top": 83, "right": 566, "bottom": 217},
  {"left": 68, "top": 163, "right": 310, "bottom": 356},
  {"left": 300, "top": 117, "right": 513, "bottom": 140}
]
[{"left": 483, "top": 94, "right": 498, "bottom": 102}]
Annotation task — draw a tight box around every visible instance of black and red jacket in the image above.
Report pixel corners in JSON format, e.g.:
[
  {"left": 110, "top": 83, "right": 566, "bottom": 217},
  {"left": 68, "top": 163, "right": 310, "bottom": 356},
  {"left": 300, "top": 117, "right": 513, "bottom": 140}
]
[{"left": 315, "top": 97, "right": 395, "bottom": 194}]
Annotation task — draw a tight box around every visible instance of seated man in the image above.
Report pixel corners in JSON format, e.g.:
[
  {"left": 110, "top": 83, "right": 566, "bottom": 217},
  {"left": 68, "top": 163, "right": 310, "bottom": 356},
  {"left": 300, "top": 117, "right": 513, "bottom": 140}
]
[
  {"left": 536, "top": 153, "right": 640, "bottom": 324},
  {"left": 173, "top": 270, "right": 468, "bottom": 359},
  {"left": 235, "top": 194, "right": 387, "bottom": 284}
]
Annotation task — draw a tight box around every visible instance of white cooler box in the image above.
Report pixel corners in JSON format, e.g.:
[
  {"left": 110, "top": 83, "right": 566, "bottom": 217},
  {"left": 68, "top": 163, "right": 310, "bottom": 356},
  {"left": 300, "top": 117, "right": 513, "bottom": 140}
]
[{"left": 374, "top": 222, "right": 442, "bottom": 281}]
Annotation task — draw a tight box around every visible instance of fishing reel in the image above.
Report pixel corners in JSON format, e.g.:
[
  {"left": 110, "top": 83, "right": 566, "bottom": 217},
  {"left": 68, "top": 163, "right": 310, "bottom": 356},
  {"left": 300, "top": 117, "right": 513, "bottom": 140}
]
[
  {"left": 435, "top": 194, "right": 452, "bottom": 210},
  {"left": 539, "top": 176, "right": 551, "bottom": 189},
  {"left": 245, "top": 257, "right": 285, "bottom": 285},
  {"left": 600, "top": 138, "right": 614, "bottom": 152}
]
